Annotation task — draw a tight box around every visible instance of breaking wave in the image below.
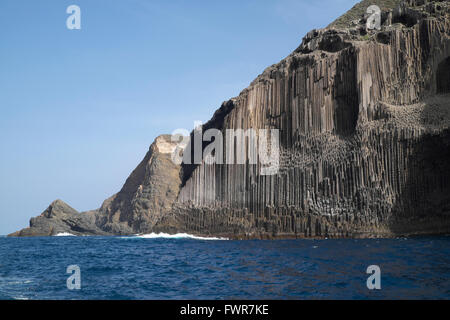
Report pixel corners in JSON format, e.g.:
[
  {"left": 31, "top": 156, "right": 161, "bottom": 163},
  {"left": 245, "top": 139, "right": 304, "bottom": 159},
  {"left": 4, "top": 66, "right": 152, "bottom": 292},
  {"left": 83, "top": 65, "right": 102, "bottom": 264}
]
[
  {"left": 54, "top": 232, "right": 76, "bottom": 237},
  {"left": 122, "top": 232, "right": 228, "bottom": 241}
]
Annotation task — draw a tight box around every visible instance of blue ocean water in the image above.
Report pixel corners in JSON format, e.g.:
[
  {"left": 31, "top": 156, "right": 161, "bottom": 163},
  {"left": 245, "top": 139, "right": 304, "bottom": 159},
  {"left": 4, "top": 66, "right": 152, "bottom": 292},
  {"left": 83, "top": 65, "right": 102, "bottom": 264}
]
[{"left": 0, "top": 235, "right": 449, "bottom": 300}]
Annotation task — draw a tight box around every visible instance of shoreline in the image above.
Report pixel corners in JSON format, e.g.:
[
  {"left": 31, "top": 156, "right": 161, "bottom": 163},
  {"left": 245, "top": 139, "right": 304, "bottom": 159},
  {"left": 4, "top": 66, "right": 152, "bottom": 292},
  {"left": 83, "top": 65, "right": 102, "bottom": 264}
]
[{"left": 6, "top": 230, "right": 450, "bottom": 240}]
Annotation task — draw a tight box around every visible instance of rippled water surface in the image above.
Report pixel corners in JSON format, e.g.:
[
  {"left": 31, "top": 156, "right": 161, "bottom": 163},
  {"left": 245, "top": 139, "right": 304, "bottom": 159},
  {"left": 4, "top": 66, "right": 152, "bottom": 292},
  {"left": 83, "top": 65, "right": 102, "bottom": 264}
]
[{"left": 0, "top": 235, "right": 449, "bottom": 299}]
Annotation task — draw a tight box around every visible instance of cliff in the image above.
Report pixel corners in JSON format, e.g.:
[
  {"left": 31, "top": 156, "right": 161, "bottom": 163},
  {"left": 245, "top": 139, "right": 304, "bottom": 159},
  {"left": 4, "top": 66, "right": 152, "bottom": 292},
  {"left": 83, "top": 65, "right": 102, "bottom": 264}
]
[
  {"left": 10, "top": 0, "right": 450, "bottom": 238},
  {"left": 96, "top": 135, "right": 183, "bottom": 234}
]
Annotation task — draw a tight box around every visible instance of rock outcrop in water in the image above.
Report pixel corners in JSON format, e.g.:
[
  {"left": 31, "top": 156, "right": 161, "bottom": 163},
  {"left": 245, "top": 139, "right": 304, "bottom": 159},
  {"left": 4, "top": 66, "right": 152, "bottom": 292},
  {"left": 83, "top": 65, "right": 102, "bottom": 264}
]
[
  {"left": 9, "top": 200, "right": 106, "bottom": 237},
  {"left": 10, "top": 0, "right": 450, "bottom": 238}
]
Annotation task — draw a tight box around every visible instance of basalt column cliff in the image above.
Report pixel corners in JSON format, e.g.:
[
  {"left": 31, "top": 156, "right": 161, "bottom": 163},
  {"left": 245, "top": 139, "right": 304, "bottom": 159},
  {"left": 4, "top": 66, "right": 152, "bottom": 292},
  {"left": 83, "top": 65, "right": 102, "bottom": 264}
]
[
  {"left": 10, "top": 0, "right": 450, "bottom": 238},
  {"left": 160, "top": 0, "right": 450, "bottom": 238}
]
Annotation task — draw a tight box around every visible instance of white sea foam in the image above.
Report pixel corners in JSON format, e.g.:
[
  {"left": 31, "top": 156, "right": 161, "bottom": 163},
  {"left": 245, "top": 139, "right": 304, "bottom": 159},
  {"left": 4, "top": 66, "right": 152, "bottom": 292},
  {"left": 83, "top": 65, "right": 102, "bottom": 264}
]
[
  {"left": 54, "top": 232, "right": 76, "bottom": 237},
  {"left": 123, "top": 232, "right": 228, "bottom": 241}
]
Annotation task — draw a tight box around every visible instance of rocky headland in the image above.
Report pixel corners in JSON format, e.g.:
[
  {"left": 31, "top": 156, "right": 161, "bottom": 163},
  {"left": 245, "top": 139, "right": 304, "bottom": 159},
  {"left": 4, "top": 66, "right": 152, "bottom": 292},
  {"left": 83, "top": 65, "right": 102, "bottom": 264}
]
[{"left": 10, "top": 0, "right": 450, "bottom": 239}]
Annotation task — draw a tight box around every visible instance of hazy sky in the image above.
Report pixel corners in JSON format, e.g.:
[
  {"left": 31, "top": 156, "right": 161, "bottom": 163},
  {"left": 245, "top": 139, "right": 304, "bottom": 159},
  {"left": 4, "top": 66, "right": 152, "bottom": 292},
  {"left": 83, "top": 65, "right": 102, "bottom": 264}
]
[{"left": 0, "top": 0, "right": 360, "bottom": 235}]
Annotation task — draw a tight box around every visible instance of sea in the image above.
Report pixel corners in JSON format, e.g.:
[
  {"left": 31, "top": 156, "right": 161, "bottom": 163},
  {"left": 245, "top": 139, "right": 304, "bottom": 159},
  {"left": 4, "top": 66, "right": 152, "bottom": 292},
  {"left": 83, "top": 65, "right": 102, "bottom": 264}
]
[{"left": 0, "top": 234, "right": 449, "bottom": 300}]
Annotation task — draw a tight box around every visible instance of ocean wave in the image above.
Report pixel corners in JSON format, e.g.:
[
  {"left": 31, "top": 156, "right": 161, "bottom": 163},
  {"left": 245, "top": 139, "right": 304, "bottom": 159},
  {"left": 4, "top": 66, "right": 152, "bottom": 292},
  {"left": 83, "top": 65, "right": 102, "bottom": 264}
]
[
  {"left": 122, "top": 232, "right": 228, "bottom": 241},
  {"left": 54, "top": 232, "right": 76, "bottom": 237}
]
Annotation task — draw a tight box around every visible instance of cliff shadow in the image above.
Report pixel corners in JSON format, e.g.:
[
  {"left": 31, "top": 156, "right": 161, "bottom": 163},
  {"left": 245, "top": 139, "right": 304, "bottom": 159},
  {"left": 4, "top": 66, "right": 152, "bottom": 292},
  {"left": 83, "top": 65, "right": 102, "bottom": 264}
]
[
  {"left": 436, "top": 57, "right": 450, "bottom": 94},
  {"left": 387, "top": 49, "right": 450, "bottom": 236},
  {"left": 180, "top": 100, "right": 235, "bottom": 187},
  {"left": 332, "top": 47, "right": 359, "bottom": 136},
  {"left": 388, "top": 127, "right": 450, "bottom": 236}
]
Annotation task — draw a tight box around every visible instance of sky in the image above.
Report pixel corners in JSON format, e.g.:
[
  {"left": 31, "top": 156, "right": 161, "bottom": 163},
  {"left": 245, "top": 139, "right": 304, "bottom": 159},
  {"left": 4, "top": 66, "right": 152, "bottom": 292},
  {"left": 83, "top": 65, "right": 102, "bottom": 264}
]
[{"left": 0, "top": 0, "right": 361, "bottom": 235}]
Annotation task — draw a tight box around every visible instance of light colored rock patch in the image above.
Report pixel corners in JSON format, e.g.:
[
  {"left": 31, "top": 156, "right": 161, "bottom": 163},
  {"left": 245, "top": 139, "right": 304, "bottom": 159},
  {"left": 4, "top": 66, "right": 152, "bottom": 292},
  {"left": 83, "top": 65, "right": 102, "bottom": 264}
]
[{"left": 155, "top": 136, "right": 179, "bottom": 154}]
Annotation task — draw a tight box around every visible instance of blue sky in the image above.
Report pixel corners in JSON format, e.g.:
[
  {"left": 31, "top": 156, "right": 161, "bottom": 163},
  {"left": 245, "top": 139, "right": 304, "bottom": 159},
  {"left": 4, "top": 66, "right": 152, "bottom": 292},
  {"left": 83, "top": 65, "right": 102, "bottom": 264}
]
[{"left": 0, "top": 0, "right": 360, "bottom": 235}]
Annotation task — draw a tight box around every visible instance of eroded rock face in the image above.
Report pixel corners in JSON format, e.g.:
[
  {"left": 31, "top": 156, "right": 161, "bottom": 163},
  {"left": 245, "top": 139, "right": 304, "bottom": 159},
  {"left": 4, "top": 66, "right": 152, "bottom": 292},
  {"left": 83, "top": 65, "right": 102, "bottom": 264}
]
[
  {"left": 95, "top": 135, "right": 183, "bottom": 235},
  {"left": 10, "top": 0, "right": 450, "bottom": 238},
  {"left": 162, "top": 0, "right": 450, "bottom": 239}
]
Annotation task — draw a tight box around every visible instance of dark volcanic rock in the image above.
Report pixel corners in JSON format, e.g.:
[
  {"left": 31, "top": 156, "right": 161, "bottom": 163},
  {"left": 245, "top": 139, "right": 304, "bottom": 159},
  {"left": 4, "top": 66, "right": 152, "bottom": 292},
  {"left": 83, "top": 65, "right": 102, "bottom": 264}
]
[
  {"left": 9, "top": 0, "right": 450, "bottom": 239},
  {"left": 169, "top": 0, "right": 450, "bottom": 239},
  {"left": 9, "top": 200, "right": 106, "bottom": 236},
  {"left": 95, "top": 135, "right": 183, "bottom": 235},
  {"left": 9, "top": 135, "right": 183, "bottom": 237}
]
